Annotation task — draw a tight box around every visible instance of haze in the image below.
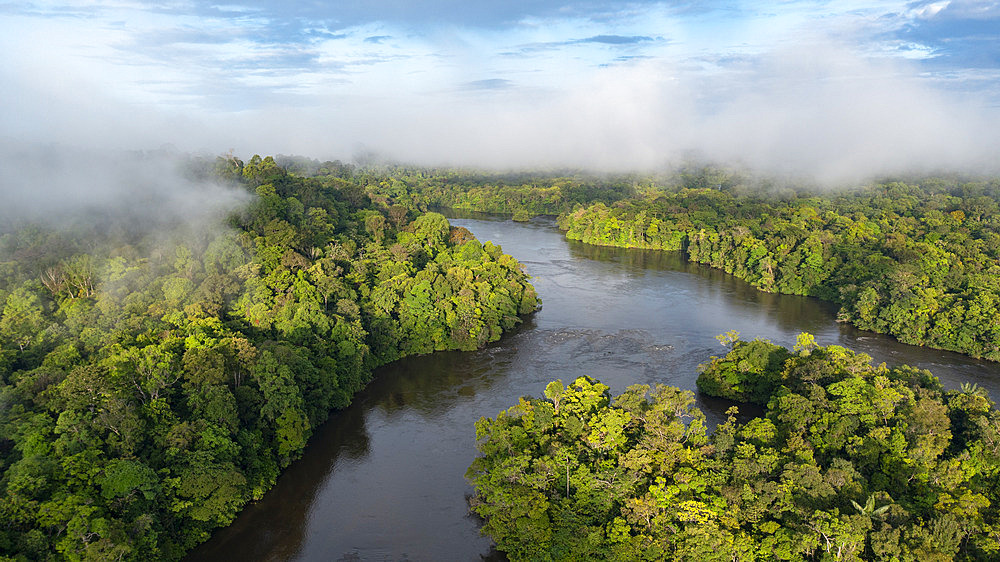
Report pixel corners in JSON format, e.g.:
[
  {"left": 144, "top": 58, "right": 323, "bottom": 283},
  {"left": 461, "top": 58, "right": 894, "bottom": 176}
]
[
  {"left": 2, "top": 1, "right": 999, "bottom": 183},
  {"left": 0, "top": 142, "right": 247, "bottom": 232}
]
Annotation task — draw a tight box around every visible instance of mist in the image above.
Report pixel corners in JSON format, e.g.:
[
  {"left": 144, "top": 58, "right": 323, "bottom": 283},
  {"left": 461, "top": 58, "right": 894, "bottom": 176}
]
[
  {"left": 0, "top": 142, "right": 249, "bottom": 233},
  {"left": 232, "top": 45, "right": 999, "bottom": 185},
  {"left": 2, "top": 30, "right": 998, "bottom": 185}
]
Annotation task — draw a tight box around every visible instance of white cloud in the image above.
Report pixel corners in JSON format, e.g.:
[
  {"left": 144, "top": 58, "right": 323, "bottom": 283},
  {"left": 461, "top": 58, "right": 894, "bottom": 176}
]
[
  {"left": 912, "top": 1, "right": 952, "bottom": 19},
  {"left": 0, "top": 1, "right": 997, "bottom": 185},
  {"left": 0, "top": 141, "right": 249, "bottom": 229}
]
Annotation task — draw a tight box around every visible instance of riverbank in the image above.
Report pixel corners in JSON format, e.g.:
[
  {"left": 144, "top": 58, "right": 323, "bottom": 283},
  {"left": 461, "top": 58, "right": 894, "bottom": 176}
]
[{"left": 188, "top": 215, "right": 1000, "bottom": 560}]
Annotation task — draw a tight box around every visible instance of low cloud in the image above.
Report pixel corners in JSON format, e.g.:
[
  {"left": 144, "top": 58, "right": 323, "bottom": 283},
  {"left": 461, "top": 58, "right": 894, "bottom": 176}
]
[
  {"left": 576, "top": 35, "right": 654, "bottom": 45},
  {"left": 2, "top": 24, "right": 998, "bottom": 186},
  {"left": 221, "top": 42, "right": 994, "bottom": 185},
  {"left": 0, "top": 142, "right": 249, "bottom": 231},
  {"left": 459, "top": 78, "right": 514, "bottom": 91}
]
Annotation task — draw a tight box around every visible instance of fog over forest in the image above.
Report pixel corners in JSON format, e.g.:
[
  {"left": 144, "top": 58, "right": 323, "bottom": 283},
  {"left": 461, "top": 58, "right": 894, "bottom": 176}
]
[
  {"left": 4, "top": 45, "right": 998, "bottom": 185},
  {"left": 4, "top": 3, "right": 1000, "bottom": 561},
  {"left": 0, "top": 143, "right": 247, "bottom": 230},
  {"left": 2, "top": 0, "right": 999, "bottom": 185}
]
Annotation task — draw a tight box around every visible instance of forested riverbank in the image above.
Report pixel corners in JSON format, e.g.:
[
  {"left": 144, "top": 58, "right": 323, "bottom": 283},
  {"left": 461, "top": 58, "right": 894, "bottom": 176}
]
[
  {"left": 5, "top": 155, "right": 1000, "bottom": 560},
  {"left": 558, "top": 181, "right": 1000, "bottom": 361},
  {"left": 0, "top": 155, "right": 537, "bottom": 560},
  {"left": 329, "top": 161, "right": 1000, "bottom": 362},
  {"left": 469, "top": 335, "right": 1000, "bottom": 560}
]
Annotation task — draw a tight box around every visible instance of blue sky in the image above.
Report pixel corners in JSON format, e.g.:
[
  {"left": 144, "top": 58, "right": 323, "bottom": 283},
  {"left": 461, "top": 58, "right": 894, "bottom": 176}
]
[{"left": 1, "top": 1, "right": 999, "bottom": 178}]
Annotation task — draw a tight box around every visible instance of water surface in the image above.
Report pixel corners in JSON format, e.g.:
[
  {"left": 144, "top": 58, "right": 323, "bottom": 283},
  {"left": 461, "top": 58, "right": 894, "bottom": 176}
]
[{"left": 188, "top": 214, "right": 1000, "bottom": 561}]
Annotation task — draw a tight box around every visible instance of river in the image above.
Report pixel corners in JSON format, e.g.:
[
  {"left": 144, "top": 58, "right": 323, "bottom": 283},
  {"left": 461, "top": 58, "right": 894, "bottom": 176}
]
[{"left": 187, "top": 214, "right": 1000, "bottom": 561}]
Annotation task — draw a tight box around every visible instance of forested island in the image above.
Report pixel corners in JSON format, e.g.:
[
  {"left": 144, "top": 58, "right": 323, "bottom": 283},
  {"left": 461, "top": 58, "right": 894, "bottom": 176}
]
[
  {"left": 468, "top": 335, "right": 1000, "bottom": 560},
  {"left": 0, "top": 155, "right": 537, "bottom": 559}
]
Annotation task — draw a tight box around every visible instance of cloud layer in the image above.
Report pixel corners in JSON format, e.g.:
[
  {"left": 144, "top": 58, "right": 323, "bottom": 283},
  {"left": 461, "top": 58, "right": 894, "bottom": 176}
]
[
  {"left": 1, "top": 1, "right": 998, "bottom": 183},
  {"left": 0, "top": 142, "right": 248, "bottom": 230}
]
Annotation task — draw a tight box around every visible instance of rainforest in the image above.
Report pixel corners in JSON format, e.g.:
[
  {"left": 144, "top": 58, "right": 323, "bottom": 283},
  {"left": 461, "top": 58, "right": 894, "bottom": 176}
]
[
  {"left": 0, "top": 155, "right": 538, "bottom": 559},
  {"left": 2, "top": 157, "right": 1000, "bottom": 561},
  {"left": 7, "top": 1, "right": 1000, "bottom": 560},
  {"left": 469, "top": 336, "right": 1000, "bottom": 560}
]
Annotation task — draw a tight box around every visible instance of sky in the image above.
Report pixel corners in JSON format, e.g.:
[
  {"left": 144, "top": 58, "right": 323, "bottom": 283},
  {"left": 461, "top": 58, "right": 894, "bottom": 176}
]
[{"left": 2, "top": 1, "right": 1000, "bottom": 180}]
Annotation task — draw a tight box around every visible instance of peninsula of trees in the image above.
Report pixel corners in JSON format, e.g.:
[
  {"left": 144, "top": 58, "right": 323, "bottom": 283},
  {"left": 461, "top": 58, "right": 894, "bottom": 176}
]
[
  {"left": 0, "top": 155, "right": 538, "bottom": 560},
  {"left": 468, "top": 335, "right": 1000, "bottom": 561}
]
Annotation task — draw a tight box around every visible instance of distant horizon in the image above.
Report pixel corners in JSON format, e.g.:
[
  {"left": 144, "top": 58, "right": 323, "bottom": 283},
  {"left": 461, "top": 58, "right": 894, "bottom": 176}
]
[{"left": 6, "top": 139, "right": 1000, "bottom": 194}]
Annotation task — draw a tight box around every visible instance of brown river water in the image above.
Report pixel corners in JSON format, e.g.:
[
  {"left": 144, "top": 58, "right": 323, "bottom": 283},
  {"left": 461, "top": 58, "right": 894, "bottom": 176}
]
[{"left": 187, "top": 213, "right": 1000, "bottom": 561}]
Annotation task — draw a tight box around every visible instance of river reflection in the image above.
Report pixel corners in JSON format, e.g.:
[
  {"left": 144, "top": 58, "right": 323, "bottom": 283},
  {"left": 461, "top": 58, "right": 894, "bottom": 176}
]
[{"left": 187, "top": 214, "right": 1000, "bottom": 561}]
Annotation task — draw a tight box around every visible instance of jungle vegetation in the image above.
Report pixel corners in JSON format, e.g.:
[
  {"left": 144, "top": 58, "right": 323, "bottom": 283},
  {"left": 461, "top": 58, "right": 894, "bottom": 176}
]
[
  {"left": 5, "top": 153, "right": 999, "bottom": 560},
  {"left": 0, "top": 155, "right": 538, "bottom": 560},
  {"left": 328, "top": 160, "right": 1000, "bottom": 361},
  {"left": 558, "top": 179, "right": 1000, "bottom": 361},
  {"left": 468, "top": 334, "right": 1000, "bottom": 561}
]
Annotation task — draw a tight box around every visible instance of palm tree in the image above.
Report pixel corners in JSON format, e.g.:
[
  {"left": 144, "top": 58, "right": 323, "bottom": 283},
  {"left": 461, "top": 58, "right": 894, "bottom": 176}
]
[
  {"left": 960, "top": 382, "right": 987, "bottom": 397},
  {"left": 851, "top": 494, "right": 889, "bottom": 516}
]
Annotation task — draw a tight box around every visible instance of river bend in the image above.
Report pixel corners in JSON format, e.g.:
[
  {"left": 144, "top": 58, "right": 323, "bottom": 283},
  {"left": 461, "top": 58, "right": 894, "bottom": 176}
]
[{"left": 187, "top": 214, "right": 1000, "bottom": 561}]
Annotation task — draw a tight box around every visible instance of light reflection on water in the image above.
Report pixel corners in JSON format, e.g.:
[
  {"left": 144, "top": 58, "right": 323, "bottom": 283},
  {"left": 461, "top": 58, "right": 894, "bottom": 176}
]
[{"left": 187, "top": 214, "right": 1000, "bottom": 562}]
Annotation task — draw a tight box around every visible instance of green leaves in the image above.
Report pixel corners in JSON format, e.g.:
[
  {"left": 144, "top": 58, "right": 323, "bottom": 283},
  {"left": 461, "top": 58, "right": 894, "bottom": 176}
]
[
  {"left": 0, "top": 156, "right": 541, "bottom": 560},
  {"left": 560, "top": 181, "right": 1000, "bottom": 361},
  {"left": 696, "top": 336, "right": 789, "bottom": 404},
  {"left": 472, "top": 339, "right": 1000, "bottom": 561},
  {"left": 99, "top": 459, "right": 159, "bottom": 500},
  {"left": 469, "top": 376, "right": 711, "bottom": 560},
  {"left": 793, "top": 332, "right": 817, "bottom": 355},
  {"left": 0, "top": 286, "right": 46, "bottom": 352},
  {"left": 544, "top": 380, "right": 565, "bottom": 408},
  {"left": 850, "top": 494, "right": 890, "bottom": 517},
  {"left": 410, "top": 211, "right": 451, "bottom": 251}
]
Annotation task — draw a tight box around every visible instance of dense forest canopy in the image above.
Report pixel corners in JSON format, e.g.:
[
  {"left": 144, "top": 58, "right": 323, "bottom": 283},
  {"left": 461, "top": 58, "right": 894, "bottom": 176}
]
[
  {"left": 468, "top": 335, "right": 1000, "bottom": 561},
  {"left": 0, "top": 154, "right": 538, "bottom": 560},
  {"left": 298, "top": 158, "right": 1000, "bottom": 362},
  {"left": 558, "top": 179, "right": 1000, "bottom": 361},
  {"left": 4, "top": 152, "right": 1000, "bottom": 561}
]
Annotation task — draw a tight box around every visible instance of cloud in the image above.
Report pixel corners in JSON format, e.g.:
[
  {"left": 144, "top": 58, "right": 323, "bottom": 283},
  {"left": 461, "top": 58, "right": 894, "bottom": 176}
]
[
  {"left": 0, "top": 142, "right": 249, "bottom": 230},
  {"left": 6, "top": 36, "right": 996, "bottom": 185},
  {"left": 184, "top": 0, "right": 658, "bottom": 29},
  {"left": 910, "top": 0, "right": 1000, "bottom": 20},
  {"left": 576, "top": 35, "right": 654, "bottom": 45},
  {"left": 1, "top": 1, "right": 999, "bottom": 186},
  {"left": 896, "top": 0, "right": 1000, "bottom": 69},
  {"left": 219, "top": 41, "right": 993, "bottom": 185},
  {"left": 692, "top": 44, "right": 997, "bottom": 182},
  {"left": 459, "top": 78, "right": 514, "bottom": 91},
  {"left": 503, "top": 33, "right": 661, "bottom": 58}
]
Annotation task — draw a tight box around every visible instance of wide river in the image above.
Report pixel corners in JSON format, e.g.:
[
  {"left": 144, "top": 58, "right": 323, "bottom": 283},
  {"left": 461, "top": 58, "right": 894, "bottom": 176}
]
[{"left": 188, "top": 214, "right": 1000, "bottom": 561}]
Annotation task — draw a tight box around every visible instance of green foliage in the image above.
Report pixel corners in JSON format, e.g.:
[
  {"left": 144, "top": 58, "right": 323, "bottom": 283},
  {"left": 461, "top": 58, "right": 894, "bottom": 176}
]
[
  {"left": 559, "top": 179, "right": 1000, "bottom": 361},
  {"left": 352, "top": 166, "right": 638, "bottom": 218},
  {"left": 471, "top": 339, "right": 1000, "bottom": 561},
  {"left": 0, "top": 156, "right": 538, "bottom": 560},
  {"left": 0, "top": 286, "right": 45, "bottom": 353},
  {"left": 696, "top": 336, "right": 791, "bottom": 403}
]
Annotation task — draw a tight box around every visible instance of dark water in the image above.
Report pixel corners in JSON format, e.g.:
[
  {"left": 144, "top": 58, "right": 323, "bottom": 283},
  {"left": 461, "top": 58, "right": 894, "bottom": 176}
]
[{"left": 187, "top": 214, "right": 1000, "bottom": 561}]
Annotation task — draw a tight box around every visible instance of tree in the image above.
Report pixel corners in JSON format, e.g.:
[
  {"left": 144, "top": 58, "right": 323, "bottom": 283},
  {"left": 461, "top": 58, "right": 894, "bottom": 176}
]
[
  {"left": 472, "top": 337, "right": 999, "bottom": 561},
  {"left": 0, "top": 286, "right": 45, "bottom": 351}
]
